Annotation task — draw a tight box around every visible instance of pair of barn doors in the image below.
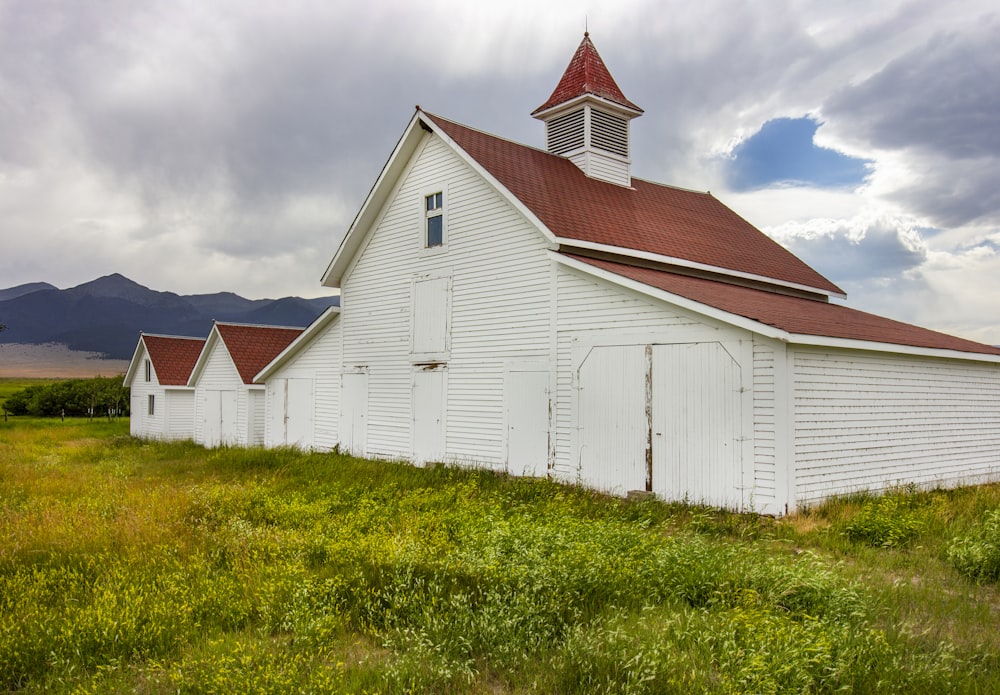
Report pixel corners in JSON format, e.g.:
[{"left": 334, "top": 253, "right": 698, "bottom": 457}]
[
  {"left": 203, "top": 390, "right": 237, "bottom": 447},
  {"left": 268, "top": 378, "right": 313, "bottom": 448},
  {"left": 577, "top": 341, "right": 745, "bottom": 509}
]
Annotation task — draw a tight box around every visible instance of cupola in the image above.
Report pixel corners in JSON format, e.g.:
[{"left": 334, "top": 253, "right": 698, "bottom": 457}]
[{"left": 532, "top": 33, "right": 643, "bottom": 187}]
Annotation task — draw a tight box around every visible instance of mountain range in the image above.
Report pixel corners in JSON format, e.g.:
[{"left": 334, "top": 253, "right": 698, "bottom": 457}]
[{"left": 0, "top": 274, "right": 339, "bottom": 359}]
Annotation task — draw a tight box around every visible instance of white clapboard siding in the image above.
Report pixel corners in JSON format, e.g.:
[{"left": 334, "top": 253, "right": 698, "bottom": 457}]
[
  {"left": 792, "top": 349, "right": 1000, "bottom": 504},
  {"left": 193, "top": 341, "right": 252, "bottom": 447},
  {"left": 262, "top": 317, "right": 342, "bottom": 451},
  {"left": 554, "top": 264, "right": 718, "bottom": 480},
  {"left": 127, "top": 346, "right": 160, "bottom": 439},
  {"left": 752, "top": 340, "right": 777, "bottom": 508},
  {"left": 165, "top": 390, "right": 195, "bottom": 440},
  {"left": 340, "top": 133, "right": 551, "bottom": 467}
]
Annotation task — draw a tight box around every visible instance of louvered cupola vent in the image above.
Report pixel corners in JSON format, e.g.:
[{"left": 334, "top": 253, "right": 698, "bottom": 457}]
[
  {"left": 532, "top": 33, "right": 643, "bottom": 187},
  {"left": 590, "top": 109, "right": 628, "bottom": 157},
  {"left": 547, "top": 109, "right": 586, "bottom": 155}
]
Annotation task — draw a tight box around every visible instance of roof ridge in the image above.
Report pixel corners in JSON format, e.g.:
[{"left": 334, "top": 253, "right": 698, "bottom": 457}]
[
  {"left": 142, "top": 333, "right": 206, "bottom": 341},
  {"left": 214, "top": 321, "right": 305, "bottom": 331}
]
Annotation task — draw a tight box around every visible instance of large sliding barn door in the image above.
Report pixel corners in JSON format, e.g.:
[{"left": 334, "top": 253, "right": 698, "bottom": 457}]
[
  {"left": 577, "top": 345, "right": 648, "bottom": 494},
  {"left": 651, "top": 343, "right": 742, "bottom": 508},
  {"left": 576, "top": 342, "right": 744, "bottom": 506}
]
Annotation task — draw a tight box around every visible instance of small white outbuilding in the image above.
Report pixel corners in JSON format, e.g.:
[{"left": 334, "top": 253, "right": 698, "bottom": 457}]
[
  {"left": 254, "top": 306, "right": 342, "bottom": 451},
  {"left": 123, "top": 334, "right": 204, "bottom": 441},
  {"left": 187, "top": 322, "right": 302, "bottom": 448}
]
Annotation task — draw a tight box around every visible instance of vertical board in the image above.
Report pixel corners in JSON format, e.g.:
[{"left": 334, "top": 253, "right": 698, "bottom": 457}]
[
  {"left": 341, "top": 372, "right": 368, "bottom": 457},
  {"left": 412, "top": 367, "right": 446, "bottom": 465},
  {"left": 652, "top": 343, "right": 742, "bottom": 508},
  {"left": 577, "top": 345, "right": 647, "bottom": 494},
  {"left": 219, "top": 391, "right": 237, "bottom": 446},
  {"left": 204, "top": 391, "right": 222, "bottom": 447},
  {"left": 505, "top": 369, "right": 549, "bottom": 477},
  {"left": 286, "top": 378, "right": 314, "bottom": 448}
]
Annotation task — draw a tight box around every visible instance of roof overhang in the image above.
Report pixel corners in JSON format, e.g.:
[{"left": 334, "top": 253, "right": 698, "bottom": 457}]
[
  {"left": 554, "top": 252, "right": 1000, "bottom": 364},
  {"left": 322, "top": 110, "right": 559, "bottom": 289},
  {"left": 254, "top": 306, "right": 341, "bottom": 383},
  {"left": 122, "top": 335, "right": 149, "bottom": 387},
  {"left": 559, "top": 239, "right": 846, "bottom": 301},
  {"left": 531, "top": 93, "right": 643, "bottom": 122}
]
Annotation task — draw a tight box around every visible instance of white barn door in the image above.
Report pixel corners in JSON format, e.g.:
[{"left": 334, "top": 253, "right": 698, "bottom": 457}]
[
  {"left": 577, "top": 345, "right": 648, "bottom": 493},
  {"left": 286, "top": 378, "right": 314, "bottom": 448},
  {"left": 412, "top": 367, "right": 446, "bottom": 466},
  {"left": 204, "top": 390, "right": 236, "bottom": 447},
  {"left": 651, "top": 343, "right": 742, "bottom": 508},
  {"left": 505, "top": 368, "right": 549, "bottom": 477},
  {"left": 340, "top": 372, "right": 368, "bottom": 457}
]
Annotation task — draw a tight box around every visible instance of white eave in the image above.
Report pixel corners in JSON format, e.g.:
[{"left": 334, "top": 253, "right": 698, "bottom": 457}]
[
  {"left": 554, "top": 252, "right": 1000, "bottom": 364},
  {"left": 558, "top": 239, "right": 846, "bottom": 300}
]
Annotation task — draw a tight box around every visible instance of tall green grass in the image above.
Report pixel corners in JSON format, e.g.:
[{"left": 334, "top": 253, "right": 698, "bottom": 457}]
[{"left": 2, "top": 419, "right": 999, "bottom": 692}]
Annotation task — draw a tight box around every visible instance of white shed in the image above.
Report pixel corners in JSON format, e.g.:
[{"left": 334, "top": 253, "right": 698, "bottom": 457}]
[
  {"left": 123, "top": 334, "right": 204, "bottom": 441},
  {"left": 188, "top": 322, "right": 303, "bottom": 448},
  {"left": 316, "top": 32, "right": 1000, "bottom": 514},
  {"left": 254, "top": 306, "right": 342, "bottom": 450}
]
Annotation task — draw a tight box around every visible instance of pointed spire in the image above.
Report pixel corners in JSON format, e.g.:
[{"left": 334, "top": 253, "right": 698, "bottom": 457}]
[{"left": 532, "top": 33, "right": 642, "bottom": 116}]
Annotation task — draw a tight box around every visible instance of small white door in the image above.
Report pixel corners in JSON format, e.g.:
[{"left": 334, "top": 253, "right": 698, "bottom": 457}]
[
  {"left": 286, "top": 378, "right": 314, "bottom": 448},
  {"left": 652, "top": 343, "right": 742, "bottom": 508},
  {"left": 340, "top": 372, "right": 368, "bottom": 457},
  {"left": 267, "top": 380, "right": 286, "bottom": 446},
  {"left": 577, "top": 345, "right": 648, "bottom": 494},
  {"left": 412, "top": 367, "right": 446, "bottom": 466},
  {"left": 505, "top": 369, "right": 549, "bottom": 477},
  {"left": 204, "top": 390, "right": 222, "bottom": 447},
  {"left": 219, "top": 391, "right": 237, "bottom": 446}
]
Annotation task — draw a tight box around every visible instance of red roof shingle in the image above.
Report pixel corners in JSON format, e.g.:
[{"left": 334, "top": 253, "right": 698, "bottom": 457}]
[
  {"left": 142, "top": 335, "right": 205, "bottom": 385},
  {"left": 215, "top": 324, "right": 304, "bottom": 384},
  {"left": 427, "top": 112, "right": 844, "bottom": 296},
  {"left": 568, "top": 254, "right": 1000, "bottom": 356},
  {"left": 532, "top": 33, "right": 642, "bottom": 115}
]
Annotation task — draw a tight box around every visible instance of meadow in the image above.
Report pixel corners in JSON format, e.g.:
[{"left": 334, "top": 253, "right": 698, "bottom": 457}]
[{"left": 2, "top": 417, "right": 1000, "bottom": 693}]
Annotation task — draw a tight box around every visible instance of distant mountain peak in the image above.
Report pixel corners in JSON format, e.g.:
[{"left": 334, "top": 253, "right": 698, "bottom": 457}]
[{"left": 0, "top": 282, "right": 57, "bottom": 302}]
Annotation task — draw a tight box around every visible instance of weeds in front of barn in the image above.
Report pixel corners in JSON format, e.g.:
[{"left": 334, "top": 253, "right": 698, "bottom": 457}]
[{"left": 2, "top": 418, "right": 1000, "bottom": 693}]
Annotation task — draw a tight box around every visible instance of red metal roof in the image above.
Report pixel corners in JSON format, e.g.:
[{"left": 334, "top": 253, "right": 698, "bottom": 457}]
[
  {"left": 567, "top": 254, "right": 1000, "bottom": 356},
  {"left": 141, "top": 335, "right": 205, "bottom": 385},
  {"left": 426, "top": 113, "right": 844, "bottom": 296},
  {"left": 532, "top": 33, "right": 643, "bottom": 115},
  {"left": 215, "top": 324, "right": 304, "bottom": 384}
]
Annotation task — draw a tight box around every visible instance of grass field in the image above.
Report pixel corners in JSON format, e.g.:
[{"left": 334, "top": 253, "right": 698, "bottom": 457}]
[{"left": 2, "top": 417, "right": 1000, "bottom": 693}]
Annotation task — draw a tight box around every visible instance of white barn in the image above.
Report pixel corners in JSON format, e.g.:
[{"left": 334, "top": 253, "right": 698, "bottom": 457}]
[
  {"left": 188, "top": 322, "right": 302, "bottom": 448},
  {"left": 254, "top": 306, "right": 342, "bottom": 451},
  {"left": 318, "top": 33, "right": 1000, "bottom": 514},
  {"left": 123, "top": 334, "right": 204, "bottom": 441}
]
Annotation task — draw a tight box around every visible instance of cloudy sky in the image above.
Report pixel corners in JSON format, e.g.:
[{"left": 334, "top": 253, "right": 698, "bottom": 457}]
[{"left": 2, "top": 0, "right": 998, "bottom": 343}]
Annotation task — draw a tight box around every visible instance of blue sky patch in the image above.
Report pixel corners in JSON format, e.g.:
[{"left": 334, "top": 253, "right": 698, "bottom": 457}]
[{"left": 727, "top": 117, "right": 871, "bottom": 191}]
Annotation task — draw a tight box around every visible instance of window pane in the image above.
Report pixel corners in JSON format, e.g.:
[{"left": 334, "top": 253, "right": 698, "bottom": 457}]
[{"left": 426, "top": 214, "right": 443, "bottom": 247}]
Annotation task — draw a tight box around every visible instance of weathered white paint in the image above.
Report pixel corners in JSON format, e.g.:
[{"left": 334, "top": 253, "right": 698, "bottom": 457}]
[
  {"left": 191, "top": 338, "right": 258, "bottom": 448},
  {"left": 258, "top": 312, "right": 341, "bottom": 451},
  {"left": 338, "top": 133, "right": 551, "bottom": 467},
  {"left": 504, "top": 366, "right": 549, "bottom": 477},
  {"left": 651, "top": 342, "right": 743, "bottom": 508},
  {"left": 412, "top": 366, "right": 446, "bottom": 465},
  {"left": 752, "top": 340, "right": 777, "bottom": 510},
  {"left": 340, "top": 371, "right": 368, "bottom": 457},
  {"left": 791, "top": 348, "right": 1000, "bottom": 507},
  {"left": 577, "top": 344, "right": 648, "bottom": 494},
  {"left": 124, "top": 344, "right": 196, "bottom": 442}
]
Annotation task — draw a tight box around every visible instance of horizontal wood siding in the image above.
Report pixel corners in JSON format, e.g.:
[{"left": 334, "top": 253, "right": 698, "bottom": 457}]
[
  {"left": 752, "top": 340, "right": 777, "bottom": 508},
  {"left": 127, "top": 346, "right": 163, "bottom": 439},
  {"left": 165, "top": 390, "right": 195, "bottom": 440},
  {"left": 193, "top": 342, "right": 246, "bottom": 446},
  {"left": 263, "top": 319, "right": 342, "bottom": 451},
  {"left": 792, "top": 349, "right": 1000, "bottom": 504},
  {"left": 341, "top": 134, "right": 550, "bottom": 467},
  {"left": 554, "top": 265, "right": 702, "bottom": 482}
]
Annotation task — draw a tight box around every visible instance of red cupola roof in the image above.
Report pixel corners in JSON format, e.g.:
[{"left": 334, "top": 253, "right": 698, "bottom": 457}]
[{"left": 532, "top": 33, "right": 643, "bottom": 116}]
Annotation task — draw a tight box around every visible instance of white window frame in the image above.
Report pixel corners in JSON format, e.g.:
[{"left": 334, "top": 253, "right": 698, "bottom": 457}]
[
  {"left": 147, "top": 393, "right": 155, "bottom": 416},
  {"left": 145, "top": 359, "right": 151, "bottom": 382},
  {"left": 419, "top": 186, "right": 448, "bottom": 253}
]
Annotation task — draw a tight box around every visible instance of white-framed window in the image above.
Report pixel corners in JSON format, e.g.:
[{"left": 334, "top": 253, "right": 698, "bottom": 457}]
[
  {"left": 424, "top": 191, "right": 444, "bottom": 248},
  {"left": 147, "top": 394, "right": 155, "bottom": 416},
  {"left": 145, "top": 359, "right": 151, "bottom": 382}
]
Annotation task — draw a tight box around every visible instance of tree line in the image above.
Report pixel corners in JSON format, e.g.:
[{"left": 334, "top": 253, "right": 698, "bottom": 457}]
[{"left": 3, "top": 377, "right": 130, "bottom": 418}]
